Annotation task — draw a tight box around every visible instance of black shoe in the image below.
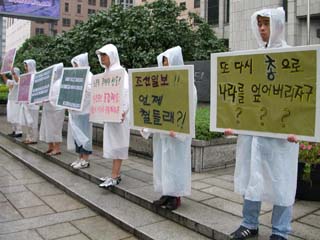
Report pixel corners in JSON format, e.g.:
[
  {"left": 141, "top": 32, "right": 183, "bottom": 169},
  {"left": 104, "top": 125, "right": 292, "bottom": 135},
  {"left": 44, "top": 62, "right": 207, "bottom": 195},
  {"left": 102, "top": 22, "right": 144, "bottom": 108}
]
[
  {"left": 230, "top": 225, "right": 259, "bottom": 239},
  {"left": 270, "top": 234, "right": 287, "bottom": 240},
  {"left": 153, "top": 196, "right": 170, "bottom": 207},
  {"left": 8, "top": 132, "right": 15, "bottom": 137},
  {"left": 13, "top": 133, "right": 22, "bottom": 138},
  {"left": 164, "top": 196, "right": 181, "bottom": 210}
]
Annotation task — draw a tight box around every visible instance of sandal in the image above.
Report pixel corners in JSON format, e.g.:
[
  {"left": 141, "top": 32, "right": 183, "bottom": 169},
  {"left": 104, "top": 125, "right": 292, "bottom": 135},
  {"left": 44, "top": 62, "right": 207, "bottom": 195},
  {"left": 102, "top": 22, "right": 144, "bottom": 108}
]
[
  {"left": 45, "top": 149, "right": 53, "bottom": 154},
  {"left": 48, "top": 151, "right": 61, "bottom": 156}
]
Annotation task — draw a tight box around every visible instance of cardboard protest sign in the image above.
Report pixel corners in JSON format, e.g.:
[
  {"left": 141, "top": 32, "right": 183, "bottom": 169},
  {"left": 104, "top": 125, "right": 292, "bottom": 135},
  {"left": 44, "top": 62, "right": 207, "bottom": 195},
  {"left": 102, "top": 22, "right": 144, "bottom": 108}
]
[
  {"left": 56, "top": 67, "right": 89, "bottom": 111},
  {"left": 0, "top": 48, "right": 16, "bottom": 74},
  {"left": 210, "top": 45, "right": 320, "bottom": 142},
  {"left": 17, "top": 73, "right": 33, "bottom": 103},
  {"left": 90, "top": 68, "right": 125, "bottom": 123},
  {"left": 129, "top": 65, "right": 195, "bottom": 137},
  {"left": 30, "top": 65, "right": 55, "bottom": 104}
]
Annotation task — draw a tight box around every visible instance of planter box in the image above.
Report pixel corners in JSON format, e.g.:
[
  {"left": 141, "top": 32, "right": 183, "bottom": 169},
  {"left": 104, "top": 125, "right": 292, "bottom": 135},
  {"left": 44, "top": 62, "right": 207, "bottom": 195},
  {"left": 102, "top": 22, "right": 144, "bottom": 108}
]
[
  {"left": 0, "top": 103, "right": 6, "bottom": 115},
  {"left": 130, "top": 129, "right": 236, "bottom": 172},
  {"left": 296, "top": 162, "right": 320, "bottom": 201},
  {"left": 61, "top": 118, "right": 236, "bottom": 172}
]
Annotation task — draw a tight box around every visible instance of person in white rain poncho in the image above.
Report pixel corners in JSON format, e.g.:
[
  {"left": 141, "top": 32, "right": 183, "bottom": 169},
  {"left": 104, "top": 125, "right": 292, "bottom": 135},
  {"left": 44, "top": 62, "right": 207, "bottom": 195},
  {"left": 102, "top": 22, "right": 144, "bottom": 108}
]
[
  {"left": 1, "top": 67, "right": 23, "bottom": 138},
  {"left": 68, "top": 53, "right": 93, "bottom": 169},
  {"left": 19, "top": 59, "right": 40, "bottom": 144},
  {"left": 39, "top": 63, "right": 65, "bottom": 156},
  {"left": 225, "top": 8, "right": 299, "bottom": 240},
  {"left": 141, "top": 46, "right": 197, "bottom": 210},
  {"left": 96, "top": 44, "right": 130, "bottom": 188}
]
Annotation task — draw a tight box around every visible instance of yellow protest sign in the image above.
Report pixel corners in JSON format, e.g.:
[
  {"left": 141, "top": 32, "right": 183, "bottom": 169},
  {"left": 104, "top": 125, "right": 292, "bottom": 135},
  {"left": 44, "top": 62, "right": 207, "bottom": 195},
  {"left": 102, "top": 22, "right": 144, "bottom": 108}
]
[
  {"left": 129, "top": 66, "right": 195, "bottom": 137},
  {"left": 210, "top": 45, "right": 320, "bottom": 142}
]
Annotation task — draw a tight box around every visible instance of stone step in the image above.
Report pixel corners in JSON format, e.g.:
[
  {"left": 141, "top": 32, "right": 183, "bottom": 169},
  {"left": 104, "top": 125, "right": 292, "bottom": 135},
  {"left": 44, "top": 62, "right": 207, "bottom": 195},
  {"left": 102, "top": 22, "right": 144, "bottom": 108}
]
[
  {"left": 0, "top": 132, "right": 242, "bottom": 240},
  {"left": 0, "top": 134, "right": 212, "bottom": 240}
]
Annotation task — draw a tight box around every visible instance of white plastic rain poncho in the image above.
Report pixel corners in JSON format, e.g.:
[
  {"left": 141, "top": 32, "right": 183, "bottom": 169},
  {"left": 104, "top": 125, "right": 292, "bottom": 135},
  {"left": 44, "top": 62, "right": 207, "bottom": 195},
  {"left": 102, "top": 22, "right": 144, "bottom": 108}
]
[
  {"left": 142, "top": 46, "right": 197, "bottom": 196},
  {"left": 6, "top": 67, "right": 21, "bottom": 124},
  {"left": 234, "top": 8, "right": 299, "bottom": 206},
  {"left": 18, "top": 59, "right": 39, "bottom": 142},
  {"left": 67, "top": 53, "right": 93, "bottom": 152},
  {"left": 96, "top": 44, "right": 130, "bottom": 159},
  {"left": 39, "top": 63, "right": 65, "bottom": 143}
]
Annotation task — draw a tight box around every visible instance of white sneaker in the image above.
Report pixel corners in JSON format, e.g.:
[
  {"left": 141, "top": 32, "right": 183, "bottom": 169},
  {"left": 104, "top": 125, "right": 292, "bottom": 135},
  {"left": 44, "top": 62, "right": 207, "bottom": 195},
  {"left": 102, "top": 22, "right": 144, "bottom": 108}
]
[
  {"left": 99, "top": 175, "right": 121, "bottom": 182},
  {"left": 70, "top": 159, "right": 81, "bottom": 167},
  {"left": 99, "top": 176, "right": 121, "bottom": 188},
  {"left": 73, "top": 159, "right": 90, "bottom": 169},
  {"left": 99, "top": 176, "right": 109, "bottom": 181}
]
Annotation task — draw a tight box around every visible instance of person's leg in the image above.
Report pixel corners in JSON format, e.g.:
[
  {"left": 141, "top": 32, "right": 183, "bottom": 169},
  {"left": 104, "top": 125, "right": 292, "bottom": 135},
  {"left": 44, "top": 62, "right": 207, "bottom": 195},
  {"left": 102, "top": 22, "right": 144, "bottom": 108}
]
[
  {"left": 111, "top": 159, "right": 122, "bottom": 178},
  {"left": 13, "top": 123, "right": 23, "bottom": 137},
  {"left": 241, "top": 199, "right": 261, "bottom": 229},
  {"left": 73, "top": 148, "right": 90, "bottom": 169},
  {"left": 271, "top": 205, "right": 292, "bottom": 239},
  {"left": 230, "top": 199, "right": 260, "bottom": 239},
  {"left": 99, "top": 159, "right": 122, "bottom": 187},
  {"left": 52, "top": 142, "right": 61, "bottom": 154},
  {"left": 46, "top": 143, "right": 54, "bottom": 153}
]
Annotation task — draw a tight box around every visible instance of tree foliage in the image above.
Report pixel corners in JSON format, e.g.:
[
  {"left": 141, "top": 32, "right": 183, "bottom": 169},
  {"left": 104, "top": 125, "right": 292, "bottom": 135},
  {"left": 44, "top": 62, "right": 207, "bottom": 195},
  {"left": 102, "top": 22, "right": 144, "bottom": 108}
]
[{"left": 15, "top": 0, "right": 227, "bottom": 73}]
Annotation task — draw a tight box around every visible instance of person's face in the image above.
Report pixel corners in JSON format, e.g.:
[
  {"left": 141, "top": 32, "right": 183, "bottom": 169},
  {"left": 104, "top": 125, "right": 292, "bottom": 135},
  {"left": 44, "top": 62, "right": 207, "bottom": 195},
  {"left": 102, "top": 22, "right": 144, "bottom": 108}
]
[
  {"left": 73, "top": 62, "right": 78, "bottom": 68},
  {"left": 100, "top": 53, "right": 110, "bottom": 68},
  {"left": 162, "top": 56, "right": 169, "bottom": 66},
  {"left": 24, "top": 63, "right": 28, "bottom": 73},
  {"left": 257, "top": 16, "right": 270, "bottom": 42}
]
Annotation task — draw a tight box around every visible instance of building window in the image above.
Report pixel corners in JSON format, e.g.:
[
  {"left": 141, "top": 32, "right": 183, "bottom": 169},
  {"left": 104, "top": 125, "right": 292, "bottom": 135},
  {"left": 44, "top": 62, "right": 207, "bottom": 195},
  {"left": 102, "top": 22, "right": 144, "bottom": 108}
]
[
  {"left": 88, "top": 9, "right": 96, "bottom": 15},
  {"left": 75, "top": 20, "right": 83, "bottom": 25},
  {"left": 180, "top": 2, "right": 186, "bottom": 8},
  {"left": 194, "top": 0, "right": 200, "bottom": 8},
  {"left": 100, "top": 0, "right": 107, "bottom": 7},
  {"left": 65, "top": 2, "right": 69, "bottom": 12},
  {"left": 77, "top": 4, "right": 81, "bottom": 14},
  {"left": 62, "top": 18, "right": 71, "bottom": 27},
  {"left": 88, "top": 0, "right": 96, "bottom": 5},
  {"left": 224, "top": 0, "right": 230, "bottom": 23},
  {"left": 114, "top": 0, "right": 133, "bottom": 8},
  {"left": 208, "top": 0, "right": 219, "bottom": 25},
  {"left": 35, "top": 28, "right": 44, "bottom": 35}
]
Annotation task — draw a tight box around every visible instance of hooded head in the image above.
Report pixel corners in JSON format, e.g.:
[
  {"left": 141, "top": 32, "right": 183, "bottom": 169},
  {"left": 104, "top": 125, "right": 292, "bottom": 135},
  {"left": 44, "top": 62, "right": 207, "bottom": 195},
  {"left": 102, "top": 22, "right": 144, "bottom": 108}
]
[
  {"left": 54, "top": 63, "right": 64, "bottom": 81},
  {"left": 96, "top": 44, "right": 121, "bottom": 71},
  {"left": 157, "top": 46, "right": 184, "bottom": 67},
  {"left": 71, "top": 53, "right": 89, "bottom": 67},
  {"left": 23, "top": 59, "right": 36, "bottom": 73},
  {"left": 251, "top": 7, "right": 286, "bottom": 48}
]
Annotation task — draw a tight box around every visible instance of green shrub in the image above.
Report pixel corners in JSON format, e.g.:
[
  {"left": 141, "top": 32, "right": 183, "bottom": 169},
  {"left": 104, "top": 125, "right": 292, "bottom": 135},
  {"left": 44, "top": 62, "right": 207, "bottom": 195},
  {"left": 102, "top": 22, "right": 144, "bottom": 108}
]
[
  {"left": 195, "top": 106, "right": 223, "bottom": 140},
  {"left": 0, "top": 84, "right": 9, "bottom": 102}
]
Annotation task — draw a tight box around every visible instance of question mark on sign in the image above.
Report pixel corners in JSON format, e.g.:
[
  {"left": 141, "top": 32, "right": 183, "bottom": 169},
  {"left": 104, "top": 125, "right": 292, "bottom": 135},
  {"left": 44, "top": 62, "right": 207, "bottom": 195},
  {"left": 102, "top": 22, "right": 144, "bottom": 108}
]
[
  {"left": 235, "top": 107, "right": 242, "bottom": 124},
  {"left": 260, "top": 107, "right": 267, "bottom": 126},
  {"left": 281, "top": 108, "right": 291, "bottom": 128},
  {"left": 177, "top": 111, "right": 186, "bottom": 129}
]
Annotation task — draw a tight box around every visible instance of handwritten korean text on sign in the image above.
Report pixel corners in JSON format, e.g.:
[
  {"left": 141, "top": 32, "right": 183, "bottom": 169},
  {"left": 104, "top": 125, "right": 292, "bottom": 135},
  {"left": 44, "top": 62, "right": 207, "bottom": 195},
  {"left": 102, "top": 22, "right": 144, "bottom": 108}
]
[
  {"left": 210, "top": 45, "right": 320, "bottom": 141},
  {"left": 129, "top": 66, "right": 195, "bottom": 137},
  {"left": 90, "top": 69, "right": 125, "bottom": 123}
]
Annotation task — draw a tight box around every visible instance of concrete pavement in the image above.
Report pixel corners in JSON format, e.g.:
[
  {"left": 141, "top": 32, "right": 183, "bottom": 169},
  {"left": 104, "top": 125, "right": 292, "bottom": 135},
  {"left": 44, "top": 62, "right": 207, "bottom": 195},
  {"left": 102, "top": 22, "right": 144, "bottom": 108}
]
[{"left": 0, "top": 148, "right": 138, "bottom": 240}]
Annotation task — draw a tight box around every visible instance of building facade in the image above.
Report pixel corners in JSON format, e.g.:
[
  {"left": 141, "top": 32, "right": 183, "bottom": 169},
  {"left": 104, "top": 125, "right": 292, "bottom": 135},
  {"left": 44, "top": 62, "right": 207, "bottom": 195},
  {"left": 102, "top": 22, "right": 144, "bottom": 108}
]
[
  {"left": 3, "top": 0, "right": 320, "bottom": 53},
  {"left": 5, "top": 0, "right": 109, "bottom": 52},
  {"left": 229, "top": 0, "right": 320, "bottom": 51}
]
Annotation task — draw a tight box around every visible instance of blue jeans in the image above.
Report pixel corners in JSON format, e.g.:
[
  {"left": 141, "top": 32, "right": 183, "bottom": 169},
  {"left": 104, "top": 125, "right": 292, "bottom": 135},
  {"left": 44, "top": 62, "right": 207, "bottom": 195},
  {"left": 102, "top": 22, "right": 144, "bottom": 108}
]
[{"left": 241, "top": 199, "right": 292, "bottom": 239}]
